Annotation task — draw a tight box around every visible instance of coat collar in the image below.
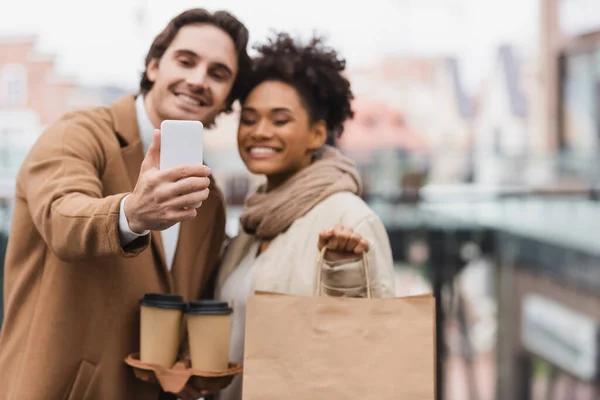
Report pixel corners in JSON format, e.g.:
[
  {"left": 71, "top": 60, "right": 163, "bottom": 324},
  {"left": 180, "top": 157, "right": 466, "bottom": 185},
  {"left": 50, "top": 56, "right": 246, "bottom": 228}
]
[{"left": 108, "top": 95, "right": 174, "bottom": 290}]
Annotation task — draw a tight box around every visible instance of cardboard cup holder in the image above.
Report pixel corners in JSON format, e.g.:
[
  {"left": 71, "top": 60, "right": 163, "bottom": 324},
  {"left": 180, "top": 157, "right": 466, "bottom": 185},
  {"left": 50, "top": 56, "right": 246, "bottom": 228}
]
[{"left": 125, "top": 353, "right": 242, "bottom": 394}]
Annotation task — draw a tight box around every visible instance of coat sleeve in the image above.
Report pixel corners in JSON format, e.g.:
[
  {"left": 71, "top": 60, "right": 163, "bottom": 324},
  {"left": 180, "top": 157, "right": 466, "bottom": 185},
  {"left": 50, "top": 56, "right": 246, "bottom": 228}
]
[
  {"left": 21, "top": 116, "right": 149, "bottom": 262},
  {"left": 320, "top": 214, "right": 396, "bottom": 298}
]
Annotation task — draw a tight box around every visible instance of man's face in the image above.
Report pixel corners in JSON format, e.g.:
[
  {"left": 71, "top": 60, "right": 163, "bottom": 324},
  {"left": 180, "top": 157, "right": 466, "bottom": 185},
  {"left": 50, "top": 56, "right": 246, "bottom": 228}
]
[{"left": 145, "top": 24, "right": 239, "bottom": 126}]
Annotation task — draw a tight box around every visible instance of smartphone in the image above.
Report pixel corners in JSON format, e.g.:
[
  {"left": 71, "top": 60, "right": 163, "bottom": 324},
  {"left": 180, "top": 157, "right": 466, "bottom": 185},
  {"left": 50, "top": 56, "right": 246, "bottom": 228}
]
[
  {"left": 160, "top": 120, "right": 205, "bottom": 208},
  {"left": 159, "top": 120, "right": 204, "bottom": 171}
]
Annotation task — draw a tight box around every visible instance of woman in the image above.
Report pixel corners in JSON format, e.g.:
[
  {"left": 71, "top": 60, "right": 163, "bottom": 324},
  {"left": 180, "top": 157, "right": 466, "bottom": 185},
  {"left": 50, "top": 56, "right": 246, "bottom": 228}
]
[{"left": 216, "top": 32, "right": 396, "bottom": 400}]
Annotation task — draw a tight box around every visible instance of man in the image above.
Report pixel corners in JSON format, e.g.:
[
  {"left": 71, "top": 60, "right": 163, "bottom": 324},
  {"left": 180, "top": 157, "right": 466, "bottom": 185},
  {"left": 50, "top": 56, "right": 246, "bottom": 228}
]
[{"left": 0, "top": 8, "right": 251, "bottom": 400}]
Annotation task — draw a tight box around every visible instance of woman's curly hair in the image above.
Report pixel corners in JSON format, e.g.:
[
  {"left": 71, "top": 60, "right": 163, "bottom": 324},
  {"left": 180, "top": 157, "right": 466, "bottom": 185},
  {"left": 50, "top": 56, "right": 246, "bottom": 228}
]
[{"left": 245, "top": 32, "right": 355, "bottom": 141}]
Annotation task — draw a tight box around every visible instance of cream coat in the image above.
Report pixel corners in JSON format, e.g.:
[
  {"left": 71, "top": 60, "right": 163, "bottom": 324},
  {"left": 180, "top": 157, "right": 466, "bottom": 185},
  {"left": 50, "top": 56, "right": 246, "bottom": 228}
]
[{"left": 216, "top": 191, "right": 395, "bottom": 298}]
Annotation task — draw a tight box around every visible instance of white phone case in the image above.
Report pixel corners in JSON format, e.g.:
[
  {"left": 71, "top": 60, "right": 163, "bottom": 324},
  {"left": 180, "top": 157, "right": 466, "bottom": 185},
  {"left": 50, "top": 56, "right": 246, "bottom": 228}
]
[
  {"left": 160, "top": 120, "right": 205, "bottom": 208},
  {"left": 159, "top": 120, "right": 204, "bottom": 171}
]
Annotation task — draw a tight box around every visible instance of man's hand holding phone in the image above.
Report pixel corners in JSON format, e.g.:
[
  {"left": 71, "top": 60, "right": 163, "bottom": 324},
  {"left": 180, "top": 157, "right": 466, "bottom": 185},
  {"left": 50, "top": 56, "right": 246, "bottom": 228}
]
[{"left": 124, "top": 129, "right": 210, "bottom": 233}]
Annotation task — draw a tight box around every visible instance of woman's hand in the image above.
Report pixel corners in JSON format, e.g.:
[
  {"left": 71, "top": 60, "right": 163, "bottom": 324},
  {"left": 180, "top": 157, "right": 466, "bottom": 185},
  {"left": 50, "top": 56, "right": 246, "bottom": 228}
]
[{"left": 318, "top": 223, "right": 369, "bottom": 262}]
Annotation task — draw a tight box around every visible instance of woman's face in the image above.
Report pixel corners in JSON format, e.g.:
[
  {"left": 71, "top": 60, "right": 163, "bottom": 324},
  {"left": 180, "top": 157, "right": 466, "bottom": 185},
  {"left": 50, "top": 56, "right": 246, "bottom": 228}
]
[{"left": 237, "top": 80, "right": 326, "bottom": 188}]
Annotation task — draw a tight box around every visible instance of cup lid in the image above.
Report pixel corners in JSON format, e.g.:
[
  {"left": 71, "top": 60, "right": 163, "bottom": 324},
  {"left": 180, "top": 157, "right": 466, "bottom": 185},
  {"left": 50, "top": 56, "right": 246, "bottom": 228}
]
[
  {"left": 186, "top": 300, "right": 233, "bottom": 315},
  {"left": 140, "top": 293, "right": 186, "bottom": 310}
]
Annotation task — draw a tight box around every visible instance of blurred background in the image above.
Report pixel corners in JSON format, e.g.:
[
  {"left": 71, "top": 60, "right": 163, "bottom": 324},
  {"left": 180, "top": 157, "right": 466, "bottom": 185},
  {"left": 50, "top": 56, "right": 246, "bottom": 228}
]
[{"left": 1, "top": 0, "right": 599, "bottom": 398}]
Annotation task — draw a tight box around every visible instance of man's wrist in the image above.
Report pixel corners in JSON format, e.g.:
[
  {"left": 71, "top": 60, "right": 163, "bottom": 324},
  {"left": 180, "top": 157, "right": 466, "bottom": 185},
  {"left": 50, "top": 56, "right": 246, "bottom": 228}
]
[
  {"left": 123, "top": 194, "right": 146, "bottom": 234},
  {"left": 119, "top": 195, "right": 149, "bottom": 246}
]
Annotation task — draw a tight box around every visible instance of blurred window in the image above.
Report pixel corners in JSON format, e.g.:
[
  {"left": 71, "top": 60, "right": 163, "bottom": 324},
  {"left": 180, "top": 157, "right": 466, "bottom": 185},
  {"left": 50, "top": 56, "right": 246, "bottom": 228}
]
[
  {"left": 560, "top": 48, "right": 600, "bottom": 155},
  {"left": 1, "top": 64, "right": 27, "bottom": 106}
]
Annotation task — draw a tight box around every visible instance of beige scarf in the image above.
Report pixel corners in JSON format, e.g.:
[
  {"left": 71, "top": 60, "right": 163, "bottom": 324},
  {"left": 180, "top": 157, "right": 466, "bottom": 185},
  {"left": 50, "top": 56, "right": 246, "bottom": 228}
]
[{"left": 239, "top": 146, "right": 363, "bottom": 239}]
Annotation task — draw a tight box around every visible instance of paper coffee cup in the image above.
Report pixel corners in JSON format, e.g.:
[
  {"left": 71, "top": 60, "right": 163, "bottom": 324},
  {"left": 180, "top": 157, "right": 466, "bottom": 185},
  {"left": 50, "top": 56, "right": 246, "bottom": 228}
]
[
  {"left": 186, "top": 300, "right": 233, "bottom": 371},
  {"left": 140, "top": 293, "right": 186, "bottom": 368}
]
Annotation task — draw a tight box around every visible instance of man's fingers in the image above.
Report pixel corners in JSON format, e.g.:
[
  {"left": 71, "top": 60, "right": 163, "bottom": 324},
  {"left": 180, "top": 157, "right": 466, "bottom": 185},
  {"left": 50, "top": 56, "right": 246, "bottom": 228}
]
[
  {"left": 171, "top": 176, "right": 211, "bottom": 197},
  {"left": 153, "top": 176, "right": 210, "bottom": 203},
  {"left": 166, "top": 207, "right": 198, "bottom": 223},
  {"left": 166, "top": 189, "right": 210, "bottom": 210},
  {"left": 161, "top": 164, "right": 212, "bottom": 182}
]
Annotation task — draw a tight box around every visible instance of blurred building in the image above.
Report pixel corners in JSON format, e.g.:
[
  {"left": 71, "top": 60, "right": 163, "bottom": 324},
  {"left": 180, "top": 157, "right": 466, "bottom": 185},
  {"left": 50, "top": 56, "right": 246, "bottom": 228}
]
[
  {"left": 347, "top": 56, "right": 473, "bottom": 185},
  {"left": 491, "top": 2, "right": 600, "bottom": 398},
  {"left": 68, "top": 84, "right": 130, "bottom": 111},
  {"left": 339, "top": 98, "right": 429, "bottom": 200},
  {"left": 0, "top": 35, "right": 130, "bottom": 232},
  {"left": 0, "top": 36, "right": 74, "bottom": 231},
  {"left": 0, "top": 36, "right": 77, "bottom": 184},
  {"left": 472, "top": 45, "right": 550, "bottom": 186},
  {"left": 340, "top": 98, "right": 429, "bottom": 158},
  {"left": 205, "top": 56, "right": 476, "bottom": 205},
  {"left": 542, "top": 0, "right": 600, "bottom": 182}
]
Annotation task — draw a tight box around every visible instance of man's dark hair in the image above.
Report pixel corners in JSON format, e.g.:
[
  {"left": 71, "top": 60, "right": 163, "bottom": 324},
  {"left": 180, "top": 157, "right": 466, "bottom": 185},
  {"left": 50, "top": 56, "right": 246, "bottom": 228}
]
[
  {"left": 245, "top": 32, "right": 355, "bottom": 141},
  {"left": 139, "top": 8, "right": 251, "bottom": 114}
]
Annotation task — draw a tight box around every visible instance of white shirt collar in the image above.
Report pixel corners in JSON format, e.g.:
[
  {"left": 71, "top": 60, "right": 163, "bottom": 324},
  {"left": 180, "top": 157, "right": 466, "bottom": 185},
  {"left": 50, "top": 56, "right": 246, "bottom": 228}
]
[{"left": 135, "top": 95, "right": 156, "bottom": 154}]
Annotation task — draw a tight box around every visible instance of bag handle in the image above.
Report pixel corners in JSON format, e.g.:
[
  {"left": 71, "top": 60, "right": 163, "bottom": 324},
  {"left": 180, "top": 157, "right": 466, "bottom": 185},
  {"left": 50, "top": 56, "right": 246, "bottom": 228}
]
[{"left": 316, "top": 247, "right": 372, "bottom": 299}]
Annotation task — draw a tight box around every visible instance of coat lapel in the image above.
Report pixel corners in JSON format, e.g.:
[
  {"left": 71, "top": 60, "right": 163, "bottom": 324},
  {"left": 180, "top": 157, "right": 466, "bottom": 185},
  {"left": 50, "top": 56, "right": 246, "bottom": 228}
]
[{"left": 109, "top": 95, "right": 173, "bottom": 291}]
